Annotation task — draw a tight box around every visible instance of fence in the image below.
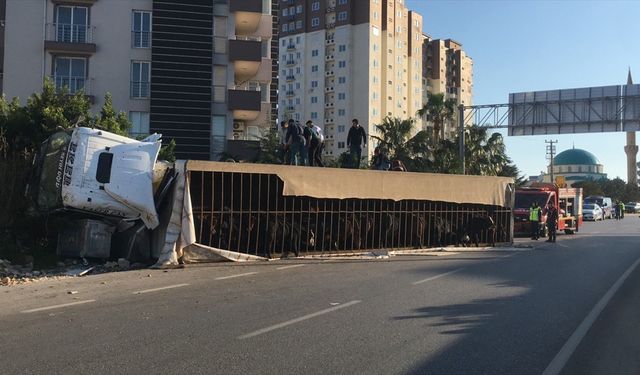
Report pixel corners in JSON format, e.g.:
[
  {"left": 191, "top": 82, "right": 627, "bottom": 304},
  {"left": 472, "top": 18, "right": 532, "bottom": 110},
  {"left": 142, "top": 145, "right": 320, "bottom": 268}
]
[{"left": 187, "top": 163, "right": 514, "bottom": 259}]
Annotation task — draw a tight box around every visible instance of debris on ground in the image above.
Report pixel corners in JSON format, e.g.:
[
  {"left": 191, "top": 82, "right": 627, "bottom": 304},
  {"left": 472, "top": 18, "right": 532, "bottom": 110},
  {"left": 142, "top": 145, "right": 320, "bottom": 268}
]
[{"left": 1, "top": 257, "right": 152, "bottom": 287}]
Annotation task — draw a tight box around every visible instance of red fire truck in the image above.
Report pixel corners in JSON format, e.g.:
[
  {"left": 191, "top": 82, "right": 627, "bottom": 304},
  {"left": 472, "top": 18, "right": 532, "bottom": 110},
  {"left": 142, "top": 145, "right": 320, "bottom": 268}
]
[{"left": 513, "top": 183, "right": 583, "bottom": 237}]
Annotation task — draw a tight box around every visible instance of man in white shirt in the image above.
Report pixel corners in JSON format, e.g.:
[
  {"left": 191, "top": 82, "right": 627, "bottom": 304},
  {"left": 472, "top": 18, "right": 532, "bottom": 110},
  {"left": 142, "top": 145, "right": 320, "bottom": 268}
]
[
  {"left": 306, "top": 120, "right": 325, "bottom": 167},
  {"left": 278, "top": 120, "right": 290, "bottom": 164}
]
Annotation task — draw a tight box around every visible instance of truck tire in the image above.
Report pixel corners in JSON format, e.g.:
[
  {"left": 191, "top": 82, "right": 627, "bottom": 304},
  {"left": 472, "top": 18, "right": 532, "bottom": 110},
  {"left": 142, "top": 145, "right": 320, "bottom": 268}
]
[{"left": 564, "top": 229, "right": 574, "bottom": 235}]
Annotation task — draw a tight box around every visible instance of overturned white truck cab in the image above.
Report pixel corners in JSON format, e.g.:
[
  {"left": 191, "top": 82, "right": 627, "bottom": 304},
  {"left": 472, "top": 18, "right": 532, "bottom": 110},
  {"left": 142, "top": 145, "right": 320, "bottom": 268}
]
[{"left": 30, "top": 127, "right": 176, "bottom": 261}]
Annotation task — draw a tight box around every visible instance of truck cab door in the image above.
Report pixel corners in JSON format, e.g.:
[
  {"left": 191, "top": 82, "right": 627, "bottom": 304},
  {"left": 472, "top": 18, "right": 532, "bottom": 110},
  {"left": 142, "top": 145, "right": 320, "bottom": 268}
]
[{"left": 103, "top": 142, "right": 162, "bottom": 229}]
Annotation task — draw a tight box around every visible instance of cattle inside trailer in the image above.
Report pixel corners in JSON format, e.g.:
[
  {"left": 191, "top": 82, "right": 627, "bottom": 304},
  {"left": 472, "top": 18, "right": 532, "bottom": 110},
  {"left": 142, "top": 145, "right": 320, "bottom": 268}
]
[{"left": 182, "top": 161, "right": 514, "bottom": 261}]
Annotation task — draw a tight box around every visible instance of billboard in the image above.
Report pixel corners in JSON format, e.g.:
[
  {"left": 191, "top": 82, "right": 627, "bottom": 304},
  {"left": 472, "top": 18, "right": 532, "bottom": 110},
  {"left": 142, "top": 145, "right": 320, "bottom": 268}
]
[{"left": 508, "top": 84, "right": 640, "bottom": 136}]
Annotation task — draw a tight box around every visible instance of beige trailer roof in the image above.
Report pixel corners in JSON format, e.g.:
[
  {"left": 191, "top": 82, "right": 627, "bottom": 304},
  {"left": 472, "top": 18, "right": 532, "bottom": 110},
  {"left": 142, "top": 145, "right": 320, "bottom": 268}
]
[{"left": 186, "top": 161, "right": 514, "bottom": 207}]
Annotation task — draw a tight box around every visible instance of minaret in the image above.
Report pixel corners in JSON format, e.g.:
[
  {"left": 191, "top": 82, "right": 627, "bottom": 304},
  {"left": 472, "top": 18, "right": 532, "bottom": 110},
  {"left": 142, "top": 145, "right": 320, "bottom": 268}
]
[{"left": 624, "top": 68, "right": 638, "bottom": 185}]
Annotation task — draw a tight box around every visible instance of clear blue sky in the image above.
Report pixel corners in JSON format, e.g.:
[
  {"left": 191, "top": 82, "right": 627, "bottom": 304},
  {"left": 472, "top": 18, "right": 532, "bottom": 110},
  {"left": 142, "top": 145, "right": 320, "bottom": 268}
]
[{"left": 406, "top": 0, "right": 640, "bottom": 181}]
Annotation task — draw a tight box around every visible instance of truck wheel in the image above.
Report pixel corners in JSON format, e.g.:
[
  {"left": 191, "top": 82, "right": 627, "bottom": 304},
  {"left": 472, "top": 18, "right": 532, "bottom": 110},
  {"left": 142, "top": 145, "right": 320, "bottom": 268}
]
[{"left": 564, "top": 229, "right": 574, "bottom": 235}]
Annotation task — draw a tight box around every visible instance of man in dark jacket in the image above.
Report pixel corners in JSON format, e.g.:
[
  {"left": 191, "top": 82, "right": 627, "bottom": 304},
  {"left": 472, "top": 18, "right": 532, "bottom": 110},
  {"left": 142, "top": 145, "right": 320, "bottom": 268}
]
[
  {"left": 346, "top": 118, "right": 366, "bottom": 169},
  {"left": 545, "top": 202, "right": 559, "bottom": 243},
  {"left": 286, "top": 120, "right": 307, "bottom": 166}
]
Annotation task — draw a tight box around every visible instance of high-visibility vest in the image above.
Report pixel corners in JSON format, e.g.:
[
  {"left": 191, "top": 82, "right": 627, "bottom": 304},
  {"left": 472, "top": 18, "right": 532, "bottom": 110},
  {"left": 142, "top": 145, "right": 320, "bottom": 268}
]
[{"left": 529, "top": 207, "right": 540, "bottom": 221}]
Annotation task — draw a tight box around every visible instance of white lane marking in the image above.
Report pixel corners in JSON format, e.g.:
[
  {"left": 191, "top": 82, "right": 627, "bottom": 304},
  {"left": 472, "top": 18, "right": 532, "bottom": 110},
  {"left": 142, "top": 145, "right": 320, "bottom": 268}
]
[
  {"left": 133, "top": 283, "right": 190, "bottom": 294},
  {"left": 556, "top": 243, "right": 569, "bottom": 248},
  {"left": 238, "top": 300, "right": 362, "bottom": 339},
  {"left": 541, "top": 256, "right": 640, "bottom": 375},
  {"left": 276, "top": 264, "right": 306, "bottom": 270},
  {"left": 21, "top": 300, "right": 96, "bottom": 314},
  {"left": 412, "top": 268, "right": 465, "bottom": 285},
  {"left": 215, "top": 272, "right": 258, "bottom": 280}
]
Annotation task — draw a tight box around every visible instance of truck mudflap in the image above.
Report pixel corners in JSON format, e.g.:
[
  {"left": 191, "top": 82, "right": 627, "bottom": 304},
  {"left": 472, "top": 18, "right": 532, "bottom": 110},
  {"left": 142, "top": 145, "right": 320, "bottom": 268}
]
[{"left": 104, "top": 142, "right": 162, "bottom": 229}]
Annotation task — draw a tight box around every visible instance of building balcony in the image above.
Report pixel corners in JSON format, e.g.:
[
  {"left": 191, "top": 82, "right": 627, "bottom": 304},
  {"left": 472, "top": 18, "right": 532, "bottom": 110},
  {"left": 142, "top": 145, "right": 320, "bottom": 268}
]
[
  {"left": 286, "top": 60, "right": 296, "bottom": 66},
  {"left": 44, "top": 23, "right": 96, "bottom": 53},
  {"left": 231, "top": 0, "right": 263, "bottom": 35},
  {"left": 286, "top": 90, "right": 295, "bottom": 97},
  {"left": 286, "top": 106, "right": 295, "bottom": 111},
  {"left": 285, "top": 75, "right": 296, "bottom": 81},
  {"left": 287, "top": 44, "right": 296, "bottom": 51},
  {"left": 51, "top": 75, "right": 94, "bottom": 97},
  {"left": 229, "top": 85, "right": 262, "bottom": 121},
  {"left": 229, "top": 38, "right": 263, "bottom": 80}
]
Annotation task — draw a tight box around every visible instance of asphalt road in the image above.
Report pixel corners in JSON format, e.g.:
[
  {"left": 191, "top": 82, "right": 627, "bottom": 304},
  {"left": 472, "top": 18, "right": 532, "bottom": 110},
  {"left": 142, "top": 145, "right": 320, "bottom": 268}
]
[{"left": 1, "top": 215, "right": 639, "bottom": 375}]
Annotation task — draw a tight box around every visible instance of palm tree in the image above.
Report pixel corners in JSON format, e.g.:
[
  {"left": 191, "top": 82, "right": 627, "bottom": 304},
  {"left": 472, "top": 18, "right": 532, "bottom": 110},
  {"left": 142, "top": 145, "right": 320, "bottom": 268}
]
[
  {"left": 417, "top": 92, "right": 457, "bottom": 143},
  {"left": 369, "top": 117, "right": 430, "bottom": 172}
]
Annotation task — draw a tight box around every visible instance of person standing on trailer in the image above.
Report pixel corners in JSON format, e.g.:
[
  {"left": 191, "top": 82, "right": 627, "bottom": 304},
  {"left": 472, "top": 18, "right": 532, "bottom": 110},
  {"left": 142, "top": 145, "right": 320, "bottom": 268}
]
[
  {"left": 279, "top": 121, "right": 290, "bottom": 164},
  {"left": 347, "top": 118, "right": 367, "bottom": 169},
  {"left": 286, "top": 119, "right": 307, "bottom": 166}
]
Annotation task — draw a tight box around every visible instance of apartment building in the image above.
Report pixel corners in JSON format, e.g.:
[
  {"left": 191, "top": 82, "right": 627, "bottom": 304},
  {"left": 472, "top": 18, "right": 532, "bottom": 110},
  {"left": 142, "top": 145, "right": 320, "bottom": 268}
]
[
  {"left": 423, "top": 37, "right": 474, "bottom": 136},
  {"left": 2, "top": 0, "right": 277, "bottom": 160},
  {"left": 277, "top": 0, "right": 425, "bottom": 158}
]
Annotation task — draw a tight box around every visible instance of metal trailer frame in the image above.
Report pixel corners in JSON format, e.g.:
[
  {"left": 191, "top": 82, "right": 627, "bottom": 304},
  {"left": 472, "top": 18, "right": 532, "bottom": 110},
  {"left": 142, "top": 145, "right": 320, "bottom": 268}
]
[{"left": 188, "top": 170, "right": 513, "bottom": 258}]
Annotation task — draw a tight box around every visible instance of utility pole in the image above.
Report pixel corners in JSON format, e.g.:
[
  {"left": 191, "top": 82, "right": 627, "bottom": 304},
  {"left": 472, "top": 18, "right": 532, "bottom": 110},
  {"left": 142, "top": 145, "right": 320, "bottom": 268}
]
[{"left": 545, "top": 140, "right": 558, "bottom": 183}]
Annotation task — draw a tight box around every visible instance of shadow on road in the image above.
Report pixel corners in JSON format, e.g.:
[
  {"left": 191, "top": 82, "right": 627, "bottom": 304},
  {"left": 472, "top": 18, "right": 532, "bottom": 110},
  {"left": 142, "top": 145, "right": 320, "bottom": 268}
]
[{"left": 391, "top": 220, "right": 640, "bottom": 375}]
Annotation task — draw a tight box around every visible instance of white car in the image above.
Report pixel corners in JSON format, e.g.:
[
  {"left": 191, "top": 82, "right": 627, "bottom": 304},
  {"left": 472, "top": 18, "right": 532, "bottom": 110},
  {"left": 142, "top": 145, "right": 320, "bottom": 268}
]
[{"left": 582, "top": 203, "right": 603, "bottom": 221}]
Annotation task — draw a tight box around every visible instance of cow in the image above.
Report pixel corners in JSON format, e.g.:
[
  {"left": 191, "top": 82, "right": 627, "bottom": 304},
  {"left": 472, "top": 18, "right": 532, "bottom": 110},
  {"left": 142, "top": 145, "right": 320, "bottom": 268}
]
[{"left": 462, "top": 215, "right": 496, "bottom": 247}]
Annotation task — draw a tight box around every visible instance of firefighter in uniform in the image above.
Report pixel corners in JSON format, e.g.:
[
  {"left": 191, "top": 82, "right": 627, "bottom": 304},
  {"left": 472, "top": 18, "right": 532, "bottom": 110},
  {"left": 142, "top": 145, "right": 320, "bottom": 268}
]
[{"left": 529, "top": 202, "right": 541, "bottom": 240}]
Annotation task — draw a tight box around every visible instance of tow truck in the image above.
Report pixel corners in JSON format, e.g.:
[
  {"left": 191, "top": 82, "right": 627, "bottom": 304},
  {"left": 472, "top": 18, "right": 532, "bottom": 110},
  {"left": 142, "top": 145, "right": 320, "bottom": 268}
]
[{"left": 513, "top": 183, "right": 583, "bottom": 237}]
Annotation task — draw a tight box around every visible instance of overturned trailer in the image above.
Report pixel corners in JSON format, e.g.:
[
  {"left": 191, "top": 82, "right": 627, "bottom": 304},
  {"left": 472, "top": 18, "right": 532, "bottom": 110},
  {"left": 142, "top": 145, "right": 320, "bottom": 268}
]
[
  {"left": 30, "top": 128, "right": 515, "bottom": 266},
  {"left": 155, "top": 161, "right": 515, "bottom": 264}
]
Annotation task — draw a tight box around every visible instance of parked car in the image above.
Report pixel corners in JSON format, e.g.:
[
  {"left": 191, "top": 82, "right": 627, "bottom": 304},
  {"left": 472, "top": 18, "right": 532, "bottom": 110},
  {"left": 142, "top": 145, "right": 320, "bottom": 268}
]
[
  {"left": 582, "top": 203, "right": 603, "bottom": 221},
  {"left": 625, "top": 202, "right": 640, "bottom": 213},
  {"left": 584, "top": 196, "right": 613, "bottom": 219}
]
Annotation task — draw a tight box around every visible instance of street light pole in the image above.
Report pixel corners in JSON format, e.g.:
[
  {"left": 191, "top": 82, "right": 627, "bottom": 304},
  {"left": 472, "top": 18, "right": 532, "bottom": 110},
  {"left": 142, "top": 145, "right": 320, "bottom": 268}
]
[{"left": 458, "top": 105, "right": 465, "bottom": 175}]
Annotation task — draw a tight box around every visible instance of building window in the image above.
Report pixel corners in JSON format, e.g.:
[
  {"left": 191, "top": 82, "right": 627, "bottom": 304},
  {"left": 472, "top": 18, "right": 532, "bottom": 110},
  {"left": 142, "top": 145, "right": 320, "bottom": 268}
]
[
  {"left": 312, "top": 65, "right": 318, "bottom": 72},
  {"left": 128, "top": 111, "right": 150, "bottom": 136},
  {"left": 131, "top": 61, "right": 150, "bottom": 98},
  {"left": 339, "top": 44, "right": 346, "bottom": 52},
  {"left": 289, "top": 6, "right": 295, "bottom": 15},
  {"left": 296, "top": 36, "right": 301, "bottom": 43},
  {"left": 213, "top": 16, "right": 227, "bottom": 53},
  {"left": 339, "top": 0, "right": 347, "bottom": 4},
  {"left": 312, "top": 49, "right": 319, "bottom": 57},
  {"left": 282, "top": 24, "right": 288, "bottom": 32},
  {"left": 338, "top": 77, "right": 346, "bottom": 84},
  {"left": 338, "top": 11, "right": 347, "bottom": 21},
  {"left": 311, "top": 17, "right": 319, "bottom": 27},
  {"left": 311, "top": 81, "right": 318, "bottom": 88},
  {"left": 338, "top": 125, "right": 345, "bottom": 132},
  {"left": 132, "top": 10, "right": 151, "bottom": 48},
  {"left": 338, "top": 141, "right": 345, "bottom": 148},
  {"left": 338, "top": 93, "right": 345, "bottom": 100},
  {"left": 311, "top": 112, "right": 318, "bottom": 119},
  {"left": 338, "top": 61, "right": 346, "bottom": 68},
  {"left": 296, "top": 67, "right": 301, "bottom": 73},
  {"left": 296, "top": 20, "right": 302, "bottom": 29},
  {"left": 282, "top": 8, "right": 288, "bottom": 16},
  {"left": 289, "top": 22, "right": 295, "bottom": 30},
  {"left": 295, "top": 113, "right": 301, "bottom": 120},
  {"left": 372, "top": 26, "right": 379, "bottom": 36},
  {"left": 213, "top": 65, "right": 227, "bottom": 103},
  {"left": 338, "top": 109, "right": 346, "bottom": 116},
  {"left": 296, "top": 5, "right": 303, "bottom": 13},
  {"left": 55, "top": 5, "right": 88, "bottom": 43},
  {"left": 296, "top": 82, "right": 300, "bottom": 89},
  {"left": 296, "top": 98, "right": 301, "bottom": 104},
  {"left": 312, "top": 1, "right": 320, "bottom": 11},
  {"left": 53, "top": 56, "right": 86, "bottom": 94},
  {"left": 311, "top": 96, "right": 318, "bottom": 103}
]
